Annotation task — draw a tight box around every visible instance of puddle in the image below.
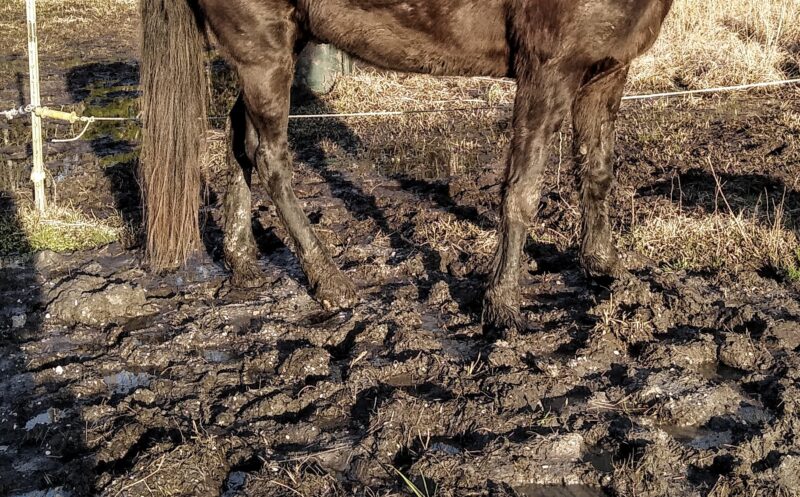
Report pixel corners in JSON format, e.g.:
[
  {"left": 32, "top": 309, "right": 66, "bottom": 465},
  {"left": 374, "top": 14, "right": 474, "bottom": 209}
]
[
  {"left": 514, "top": 484, "right": 607, "bottom": 497},
  {"left": 541, "top": 391, "right": 590, "bottom": 415},
  {"left": 698, "top": 362, "right": 746, "bottom": 382},
  {"left": 122, "top": 315, "right": 157, "bottom": 333},
  {"left": 384, "top": 372, "right": 418, "bottom": 387},
  {"left": 430, "top": 442, "right": 460, "bottom": 455},
  {"left": 82, "top": 85, "right": 140, "bottom": 144},
  {"left": 10, "top": 488, "right": 72, "bottom": 497},
  {"left": 737, "top": 404, "right": 772, "bottom": 425},
  {"left": 222, "top": 472, "right": 246, "bottom": 497},
  {"left": 420, "top": 313, "right": 442, "bottom": 332},
  {"left": 10, "top": 489, "right": 72, "bottom": 497},
  {"left": 131, "top": 327, "right": 171, "bottom": 345},
  {"left": 103, "top": 370, "right": 152, "bottom": 395},
  {"left": 660, "top": 425, "right": 733, "bottom": 450},
  {"left": 24, "top": 409, "right": 56, "bottom": 431},
  {"left": 298, "top": 310, "right": 353, "bottom": 329},
  {"left": 583, "top": 446, "right": 615, "bottom": 473},
  {"left": 201, "top": 348, "right": 239, "bottom": 364},
  {"left": 40, "top": 335, "right": 77, "bottom": 355},
  {"left": 314, "top": 415, "right": 349, "bottom": 431}
]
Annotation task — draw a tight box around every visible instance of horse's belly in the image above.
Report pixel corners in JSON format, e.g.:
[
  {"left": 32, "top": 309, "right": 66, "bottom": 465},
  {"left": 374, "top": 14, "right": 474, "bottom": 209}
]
[{"left": 303, "top": 0, "right": 511, "bottom": 77}]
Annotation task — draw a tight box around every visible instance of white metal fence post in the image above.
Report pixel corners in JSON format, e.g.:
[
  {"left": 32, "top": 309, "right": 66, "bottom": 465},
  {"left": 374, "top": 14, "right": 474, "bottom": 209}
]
[{"left": 26, "top": 0, "right": 46, "bottom": 213}]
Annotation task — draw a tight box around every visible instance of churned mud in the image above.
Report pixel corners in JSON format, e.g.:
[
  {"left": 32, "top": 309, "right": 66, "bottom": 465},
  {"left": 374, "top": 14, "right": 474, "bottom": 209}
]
[{"left": 2, "top": 5, "right": 800, "bottom": 497}]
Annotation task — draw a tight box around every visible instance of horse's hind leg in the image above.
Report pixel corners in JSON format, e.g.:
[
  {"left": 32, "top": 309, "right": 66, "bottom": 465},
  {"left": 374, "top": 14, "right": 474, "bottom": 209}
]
[
  {"left": 238, "top": 50, "right": 358, "bottom": 310},
  {"left": 223, "top": 93, "right": 264, "bottom": 287},
  {"left": 572, "top": 64, "right": 629, "bottom": 277},
  {"left": 484, "top": 63, "right": 581, "bottom": 331}
]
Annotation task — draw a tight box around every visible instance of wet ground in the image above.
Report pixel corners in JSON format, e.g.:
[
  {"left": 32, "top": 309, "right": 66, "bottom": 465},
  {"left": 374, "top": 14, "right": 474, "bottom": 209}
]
[{"left": 2, "top": 6, "right": 800, "bottom": 497}]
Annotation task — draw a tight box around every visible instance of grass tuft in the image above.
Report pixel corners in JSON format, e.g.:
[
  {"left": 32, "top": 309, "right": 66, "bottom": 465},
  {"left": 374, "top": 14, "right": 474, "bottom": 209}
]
[
  {"left": 393, "top": 467, "right": 437, "bottom": 497},
  {"left": 625, "top": 210, "right": 799, "bottom": 276},
  {"left": 787, "top": 249, "right": 800, "bottom": 281},
  {"left": 0, "top": 204, "right": 122, "bottom": 255}
]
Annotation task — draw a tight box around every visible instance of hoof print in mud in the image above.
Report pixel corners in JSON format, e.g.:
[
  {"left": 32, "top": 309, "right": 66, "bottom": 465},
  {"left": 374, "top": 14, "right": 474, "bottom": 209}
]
[{"left": 279, "top": 347, "right": 333, "bottom": 383}]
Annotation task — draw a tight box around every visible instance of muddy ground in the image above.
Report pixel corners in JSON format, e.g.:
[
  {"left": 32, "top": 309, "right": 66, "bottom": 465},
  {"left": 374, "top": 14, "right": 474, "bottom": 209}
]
[{"left": 2, "top": 5, "right": 800, "bottom": 497}]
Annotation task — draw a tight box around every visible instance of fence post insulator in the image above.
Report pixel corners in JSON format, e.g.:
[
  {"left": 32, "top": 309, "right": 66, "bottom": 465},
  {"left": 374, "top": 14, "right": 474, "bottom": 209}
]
[{"left": 35, "top": 107, "right": 79, "bottom": 124}]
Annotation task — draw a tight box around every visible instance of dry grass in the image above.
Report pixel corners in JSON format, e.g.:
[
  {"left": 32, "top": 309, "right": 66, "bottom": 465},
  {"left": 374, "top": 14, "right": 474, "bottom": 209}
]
[
  {"left": 626, "top": 208, "right": 799, "bottom": 275},
  {"left": 0, "top": 0, "right": 136, "bottom": 60},
  {"left": 412, "top": 214, "right": 498, "bottom": 258},
  {"left": 631, "top": 0, "right": 800, "bottom": 90}
]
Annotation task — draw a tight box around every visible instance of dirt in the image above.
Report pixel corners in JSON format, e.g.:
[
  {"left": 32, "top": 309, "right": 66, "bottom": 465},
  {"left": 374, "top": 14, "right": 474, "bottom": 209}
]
[{"left": 2, "top": 7, "right": 800, "bottom": 497}]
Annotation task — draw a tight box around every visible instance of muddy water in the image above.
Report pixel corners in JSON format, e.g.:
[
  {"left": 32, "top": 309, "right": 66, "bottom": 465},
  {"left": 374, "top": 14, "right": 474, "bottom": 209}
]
[{"left": 515, "top": 485, "right": 608, "bottom": 497}]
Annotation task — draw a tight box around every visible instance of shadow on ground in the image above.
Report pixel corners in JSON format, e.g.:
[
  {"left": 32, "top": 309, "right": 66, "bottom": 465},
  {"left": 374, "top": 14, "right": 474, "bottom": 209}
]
[{"left": 0, "top": 194, "right": 96, "bottom": 495}]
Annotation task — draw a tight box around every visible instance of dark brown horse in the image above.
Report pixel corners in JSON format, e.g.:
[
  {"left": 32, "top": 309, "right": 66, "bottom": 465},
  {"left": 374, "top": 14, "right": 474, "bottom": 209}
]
[{"left": 139, "top": 0, "right": 674, "bottom": 330}]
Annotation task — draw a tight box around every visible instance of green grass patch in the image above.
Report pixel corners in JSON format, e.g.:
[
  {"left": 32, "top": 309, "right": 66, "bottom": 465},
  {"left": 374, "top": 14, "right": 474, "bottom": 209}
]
[
  {"left": 393, "top": 467, "right": 437, "bottom": 497},
  {"left": 786, "top": 249, "right": 800, "bottom": 282},
  {"left": 0, "top": 205, "right": 122, "bottom": 255}
]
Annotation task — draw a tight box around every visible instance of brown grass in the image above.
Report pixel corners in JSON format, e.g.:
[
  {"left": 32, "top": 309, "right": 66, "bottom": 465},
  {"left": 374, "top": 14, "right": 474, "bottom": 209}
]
[
  {"left": 631, "top": 0, "right": 800, "bottom": 90},
  {"left": 625, "top": 207, "right": 799, "bottom": 274}
]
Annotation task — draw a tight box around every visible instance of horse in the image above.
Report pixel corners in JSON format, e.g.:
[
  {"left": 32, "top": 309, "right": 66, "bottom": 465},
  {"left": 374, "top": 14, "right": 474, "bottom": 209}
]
[{"left": 139, "top": 0, "right": 674, "bottom": 331}]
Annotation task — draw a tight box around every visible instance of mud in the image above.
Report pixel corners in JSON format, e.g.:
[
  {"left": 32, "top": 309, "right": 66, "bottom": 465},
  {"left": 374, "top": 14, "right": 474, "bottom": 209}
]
[
  {"left": 2, "top": 7, "right": 800, "bottom": 497},
  {"left": 3, "top": 158, "right": 800, "bottom": 496}
]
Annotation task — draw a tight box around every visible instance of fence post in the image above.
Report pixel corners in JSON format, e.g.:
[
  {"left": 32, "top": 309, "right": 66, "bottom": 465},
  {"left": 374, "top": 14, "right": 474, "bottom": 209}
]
[{"left": 26, "top": 0, "right": 46, "bottom": 213}]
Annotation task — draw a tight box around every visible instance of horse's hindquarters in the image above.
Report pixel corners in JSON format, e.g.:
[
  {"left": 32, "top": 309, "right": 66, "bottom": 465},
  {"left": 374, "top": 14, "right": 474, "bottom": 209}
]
[
  {"left": 565, "top": 0, "right": 674, "bottom": 66},
  {"left": 301, "top": 0, "right": 511, "bottom": 77}
]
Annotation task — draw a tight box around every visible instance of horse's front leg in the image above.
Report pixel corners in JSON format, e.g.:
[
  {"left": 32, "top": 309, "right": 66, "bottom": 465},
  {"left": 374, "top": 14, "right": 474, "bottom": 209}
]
[
  {"left": 483, "top": 63, "right": 579, "bottom": 332},
  {"left": 573, "top": 64, "right": 629, "bottom": 277}
]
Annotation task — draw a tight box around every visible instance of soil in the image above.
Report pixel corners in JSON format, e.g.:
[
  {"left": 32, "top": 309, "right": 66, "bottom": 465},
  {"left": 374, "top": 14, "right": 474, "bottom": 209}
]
[{"left": 1, "top": 6, "right": 800, "bottom": 497}]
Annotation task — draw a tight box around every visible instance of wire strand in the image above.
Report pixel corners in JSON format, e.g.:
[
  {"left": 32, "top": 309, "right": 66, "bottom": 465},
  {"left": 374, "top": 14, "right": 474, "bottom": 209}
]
[
  {"left": 3, "top": 77, "right": 799, "bottom": 130},
  {"left": 621, "top": 78, "right": 800, "bottom": 101}
]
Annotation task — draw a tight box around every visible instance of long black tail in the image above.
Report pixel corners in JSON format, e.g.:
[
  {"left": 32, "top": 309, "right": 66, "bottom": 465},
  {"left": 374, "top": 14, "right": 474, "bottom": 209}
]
[{"left": 139, "top": 0, "right": 207, "bottom": 270}]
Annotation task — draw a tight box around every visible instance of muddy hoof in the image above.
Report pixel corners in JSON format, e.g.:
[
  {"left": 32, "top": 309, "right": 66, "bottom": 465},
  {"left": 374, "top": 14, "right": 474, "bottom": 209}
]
[
  {"left": 482, "top": 297, "right": 526, "bottom": 336},
  {"left": 581, "top": 251, "right": 628, "bottom": 279},
  {"left": 315, "top": 272, "right": 358, "bottom": 311},
  {"left": 230, "top": 264, "right": 268, "bottom": 288}
]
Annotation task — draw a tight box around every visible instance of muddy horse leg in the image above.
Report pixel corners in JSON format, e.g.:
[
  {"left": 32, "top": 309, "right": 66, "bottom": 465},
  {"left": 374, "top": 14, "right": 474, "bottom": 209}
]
[
  {"left": 223, "top": 93, "right": 266, "bottom": 287},
  {"left": 483, "top": 64, "right": 580, "bottom": 331},
  {"left": 237, "top": 52, "right": 357, "bottom": 310},
  {"left": 573, "top": 65, "right": 629, "bottom": 277}
]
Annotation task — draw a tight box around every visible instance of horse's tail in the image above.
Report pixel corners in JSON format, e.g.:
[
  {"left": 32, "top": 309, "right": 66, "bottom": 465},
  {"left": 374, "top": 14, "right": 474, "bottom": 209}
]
[{"left": 139, "top": 0, "right": 207, "bottom": 270}]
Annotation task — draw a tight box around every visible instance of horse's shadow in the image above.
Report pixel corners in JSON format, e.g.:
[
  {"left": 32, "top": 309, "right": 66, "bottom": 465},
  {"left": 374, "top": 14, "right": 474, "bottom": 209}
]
[
  {"left": 287, "top": 89, "right": 488, "bottom": 309},
  {"left": 64, "top": 62, "right": 142, "bottom": 234},
  {"left": 64, "top": 61, "right": 225, "bottom": 259},
  {"left": 286, "top": 88, "right": 601, "bottom": 341}
]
